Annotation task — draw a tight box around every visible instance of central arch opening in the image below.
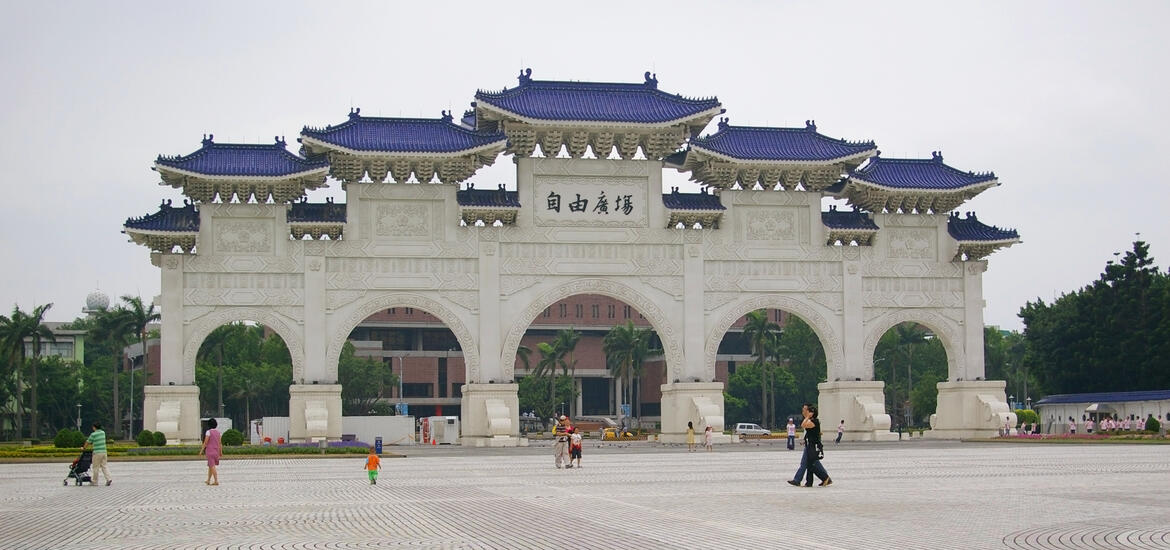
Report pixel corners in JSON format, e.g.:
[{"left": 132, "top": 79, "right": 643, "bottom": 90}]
[
  {"left": 512, "top": 294, "right": 665, "bottom": 429},
  {"left": 194, "top": 321, "right": 293, "bottom": 431},
  {"left": 872, "top": 322, "right": 948, "bottom": 430}
]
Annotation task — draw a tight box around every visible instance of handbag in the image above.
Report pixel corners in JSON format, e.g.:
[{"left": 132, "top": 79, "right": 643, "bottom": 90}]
[{"left": 816, "top": 441, "right": 825, "bottom": 460}]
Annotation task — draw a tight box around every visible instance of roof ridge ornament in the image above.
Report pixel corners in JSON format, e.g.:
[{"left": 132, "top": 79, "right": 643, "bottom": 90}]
[
  {"left": 202, "top": 134, "right": 214, "bottom": 146},
  {"left": 644, "top": 71, "right": 658, "bottom": 89},
  {"left": 441, "top": 110, "right": 453, "bottom": 123},
  {"left": 805, "top": 120, "right": 817, "bottom": 132},
  {"left": 518, "top": 68, "right": 532, "bottom": 85},
  {"left": 932, "top": 150, "right": 944, "bottom": 162},
  {"left": 274, "top": 135, "right": 286, "bottom": 147},
  {"left": 717, "top": 117, "right": 730, "bottom": 131},
  {"left": 349, "top": 107, "right": 361, "bottom": 120}
]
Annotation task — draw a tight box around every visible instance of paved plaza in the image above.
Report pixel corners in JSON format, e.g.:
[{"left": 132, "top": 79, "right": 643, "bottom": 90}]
[{"left": 1, "top": 441, "right": 1167, "bottom": 549}]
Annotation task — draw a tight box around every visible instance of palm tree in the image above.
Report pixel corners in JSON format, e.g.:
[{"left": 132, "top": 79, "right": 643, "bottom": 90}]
[
  {"left": 0, "top": 303, "right": 55, "bottom": 439},
  {"left": 893, "top": 323, "right": 928, "bottom": 425},
  {"left": 198, "top": 324, "right": 243, "bottom": 419},
  {"left": 603, "top": 321, "right": 650, "bottom": 428},
  {"left": 553, "top": 329, "right": 580, "bottom": 415},
  {"left": 89, "top": 307, "right": 135, "bottom": 438},
  {"left": 533, "top": 342, "right": 562, "bottom": 405},
  {"left": 743, "top": 310, "right": 780, "bottom": 428},
  {"left": 121, "top": 296, "right": 160, "bottom": 435}
]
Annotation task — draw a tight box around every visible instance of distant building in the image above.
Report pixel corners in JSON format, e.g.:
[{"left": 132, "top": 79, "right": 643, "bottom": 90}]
[{"left": 1035, "top": 390, "right": 1170, "bottom": 432}]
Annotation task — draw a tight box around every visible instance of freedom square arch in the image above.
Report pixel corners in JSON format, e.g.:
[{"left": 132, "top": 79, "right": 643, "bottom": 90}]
[{"left": 123, "top": 70, "right": 1021, "bottom": 445}]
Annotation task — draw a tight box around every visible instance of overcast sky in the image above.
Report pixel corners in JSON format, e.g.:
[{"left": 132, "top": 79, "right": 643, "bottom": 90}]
[{"left": 1, "top": 1, "right": 1167, "bottom": 331}]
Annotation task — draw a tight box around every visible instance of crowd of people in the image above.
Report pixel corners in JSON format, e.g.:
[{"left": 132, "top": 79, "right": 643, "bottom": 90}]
[{"left": 1009, "top": 413, "right": 1162, "bottom": 436}]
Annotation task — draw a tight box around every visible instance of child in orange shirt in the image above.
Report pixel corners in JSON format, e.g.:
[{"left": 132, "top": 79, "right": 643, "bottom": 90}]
[{"left": 365, "top": 446, "right": 382, "bottom": 485}]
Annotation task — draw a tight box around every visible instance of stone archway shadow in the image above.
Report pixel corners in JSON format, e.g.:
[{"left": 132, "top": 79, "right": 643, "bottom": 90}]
[
  {"left": 861, "top": 310, "right": 961, "bottom": 380},
  {"left": 183, "top": 307, "right": 306, "bottom": 384},
  {"left": 498, "top": 278, "right": 684, "bottom": 383},
  {"left": 704, "top": 295, "right": 845, "bottom": 382},
  {"left": 325, "top": 293, "right": 480, "bottom": 383}
]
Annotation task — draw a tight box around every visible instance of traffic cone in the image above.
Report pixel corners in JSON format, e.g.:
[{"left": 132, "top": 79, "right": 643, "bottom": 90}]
[{"left": 431, "top": 437, "right": 437, "bottom": 446}]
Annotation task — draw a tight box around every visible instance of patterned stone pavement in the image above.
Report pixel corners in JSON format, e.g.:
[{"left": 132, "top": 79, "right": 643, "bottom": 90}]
[{"left": 1, "top": 441, "right": 1167, "bottom": 549}]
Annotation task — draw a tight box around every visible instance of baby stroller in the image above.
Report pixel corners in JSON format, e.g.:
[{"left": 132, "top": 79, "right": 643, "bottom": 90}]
[{"left": 64, "top": 449, "right": 93, "bottom": 486}]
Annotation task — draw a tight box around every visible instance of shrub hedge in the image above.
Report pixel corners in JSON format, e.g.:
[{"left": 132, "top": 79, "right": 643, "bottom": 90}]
[
  {"left": 221, "top": 428, "right": 245, "bottom": 446},
  {"left": 53, "top": 429, "right": 87, "bottom": 448},
  {"left": 136, "top": 430, "right": 155, "bottom": 447},
  {"left": 152, "top": 431, "right": 167, "bottom": 446}
]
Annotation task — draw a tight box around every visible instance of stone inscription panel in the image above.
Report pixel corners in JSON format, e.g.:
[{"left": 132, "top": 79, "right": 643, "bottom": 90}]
[
  {"left": 534, "top": 176, "right": 648, "bottom": 228},
  {"left": 214, "top": 219, "right": 274, "bottom": 255},
  {"left": 863, "top": 277, "right": 964, "bottom": 308},
  {"left": 373, "top": 202, "right": 430, "bottom": 238}
]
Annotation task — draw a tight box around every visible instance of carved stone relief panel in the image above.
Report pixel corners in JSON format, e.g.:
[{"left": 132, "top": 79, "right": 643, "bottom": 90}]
[
  {"left": 325, "top": 258, "right": 478, "bottom": 290},
  {"left": 533, "top": 175, "right": 648, "bottom": 228},
  {"left": 499, "top": 243, "right": 682, "bottom": 276},
  {"left": 704, "top": 261, "right": 842, "bottom": 292},
  {"left": 862, "top": 277, "right": 964, "bottom": 308},
  {"left": 887, "top": 229, "right": 936, "bottom": 260},
  {"left": 214, "top": 219, "right": 274, "bottom": 255},
  {"left": 742, "top": 207, "right": 802, "bottom": 243},
  {"left": 374, "top": 203, "right": 430, "bottom": 238}
]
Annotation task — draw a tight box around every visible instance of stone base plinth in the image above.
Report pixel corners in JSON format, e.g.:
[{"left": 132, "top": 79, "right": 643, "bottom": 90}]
[
  {"left": 817, "top": 381, "right": 898, "bottom": 442},
  {"left": 927, "top": 380, "right": 1016, "bottom": 439},
  {"left": 143, "top": 385, "right": 202, "bottom": 444},
  {"left": 659, "top": 382, "right": 726, "bottom": 444},
  {"left": 459, "top": 383, "right": 520, "bottom": 447},
  {"left": 289, "top": 384, "right": 342, "bottom": 442}
]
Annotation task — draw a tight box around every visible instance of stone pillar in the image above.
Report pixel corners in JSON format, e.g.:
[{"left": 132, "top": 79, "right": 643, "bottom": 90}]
[
  {"left": 659, "top": 382, "right": 730, "bottom": 444},
  {"left": 459, "top": 382, "right": 522, "bottom": 447},
  {"left": 840, "top": 260, "right": 865, "bottom": 381},
  {"left": 144, "top": 253, "right": 201, "bottom": 442},
  {"left": 961, "top": 261, "right": 988, "bottom": 381},
  {"left": 817, "top": 381, "right": 897, "bottom": 441},
  {"left": 289, "top": 384, "right": 342, "bottom": 442},
  {"left": 302, "top": 256, "right": 326, "bottom": 383},
  {"left": 928, "top": 380, "right": 1015, "bottom": 439}
]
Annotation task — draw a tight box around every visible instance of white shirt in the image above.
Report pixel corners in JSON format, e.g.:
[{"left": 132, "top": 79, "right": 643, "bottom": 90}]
[{"left": 786, "top": 423, "right": 796, "bottom": 436}]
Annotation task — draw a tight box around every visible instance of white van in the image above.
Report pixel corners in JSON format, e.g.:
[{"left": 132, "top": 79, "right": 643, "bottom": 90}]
[{"left": 734, "top": 423, "right": 770, "bottom": 436}]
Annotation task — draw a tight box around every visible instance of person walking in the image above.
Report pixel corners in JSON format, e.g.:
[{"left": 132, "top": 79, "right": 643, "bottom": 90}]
[
  {"left": 786, "top": 418, "right": 796, "bottom": 450},
  {"left": 835, "top": 420, "right": 845, "bottom": 445},
  {"left": 1068, "top": 416, "right": 1077, "bottom": 435},
  {"left": 82, "top": 422, "right": 112, "bottom": 486},
  {"left": 364, "top": 446, "right": 382, "bottom": 485},
  {"left": 801, "top": 405, "right": 831, "bottom": 487},
  {"left": 552, "top": 415, "right": 571, "bottom": 469},
  {"left": 703, "top": 425, "right": 713, "bottom": 451},
  {"left": 569, "top": 428, "right": 583, "bottom": 468},
  {"left": 199, "top": 418, "right": 222, "bottom": 485},
  {"left": 686, "top": 421, "right": 696, "bottom": 452}
]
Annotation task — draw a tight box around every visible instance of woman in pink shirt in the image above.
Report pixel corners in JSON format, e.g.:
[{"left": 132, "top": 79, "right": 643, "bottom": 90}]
[
  {"left": 199, "top": 418, "right": 222, "bottom": 486},
  {"left": 1085, "top": 417, "right": 1094, "bottom": 434}
]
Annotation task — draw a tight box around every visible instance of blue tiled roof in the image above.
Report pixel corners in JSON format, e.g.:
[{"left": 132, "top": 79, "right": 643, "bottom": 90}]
[
  {"left": 822, "top": 206, "right": 878, "bottom": 230},
  {"left": 301, "top": 109, "right": 506, "bottom": 153},
  {"left": 691, "top": 120, "right": 876, "bottom": 162},
  {"left": 456, "top": 184, "right": 520, "bottom": 207},
  {"left": 948, "top": 212, "right": 1019, "bottom": 242},
  {"left": 850, "top": 152, "right": 996, "bottom": 189},
  {"left": 461, "top": 109, "right": 476, "bottom": 129},
  {"left": 288, "top": 199, "right": 346, "bottom": 223},
  {"left": 124, "top": 200, "right": 199, "bottom": 232},
  {"left": 474, "top": 69, "right": 722, "bottom": 124},
  {"left": 661, "top": 188, "right": 724, "bottom": 211},
  {"left": 155, "top": 136, "right": 327, "bottom": 177},
  {"left": 1035, "top": 390, "right": 1170, "bottom": 405}
]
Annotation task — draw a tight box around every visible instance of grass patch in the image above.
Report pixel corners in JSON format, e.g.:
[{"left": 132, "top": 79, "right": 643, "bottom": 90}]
[{"left": 0, "top": 443, "right": 371, "bottom": 459}]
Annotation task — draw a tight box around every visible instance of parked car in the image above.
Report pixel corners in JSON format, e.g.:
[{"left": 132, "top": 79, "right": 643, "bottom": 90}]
[{"left": 734, "top": 423, "right": 771, "bottom": 436}]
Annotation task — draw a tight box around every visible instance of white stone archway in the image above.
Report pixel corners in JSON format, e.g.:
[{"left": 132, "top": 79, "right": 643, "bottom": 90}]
[
  {"left": 861, "top": 309, "right": 963, "bottom": 382},
  {"left": 182, "top": 307, "right": 306, "bottom": 384},
  {"left": 325, "top": 292, "right": 479, "bottom": 383},
  {"left": 498, "top": 278, "right": 685, "bottom": 383},
  {"left": 704, "top": 294, "right": 844, "bottom": 383}
]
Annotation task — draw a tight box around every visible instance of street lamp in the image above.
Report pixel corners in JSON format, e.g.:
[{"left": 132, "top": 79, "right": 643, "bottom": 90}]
[
  {"left": 75, "top": 403, "right": 81, "bottom": 431},
  {"left": 1009, "top": 395, "right": 1015, "bottom": 410}
]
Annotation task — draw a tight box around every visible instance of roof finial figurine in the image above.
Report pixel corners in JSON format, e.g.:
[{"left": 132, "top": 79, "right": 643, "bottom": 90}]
[
  {"left": 349, "top": 107, "right": 361, "bottom": 120},
  {"left": 518, "top": 68, "right": 532, "bottom": 84},
  {"left": 644, "top": 71, "right": 658, "bottom": 88},
  {"left": 275, "top": 135, "right": 287, "bottom": 146},
  {"left": 932, "top": 150, "right": 944, "bottom": 162},
  {"left": 441, "top": 110, "right": 453, "bottom": 123},
  {"left": 717, "top": 117, "right": 730, "bottom": 131},
  {"left": 874, "top": 149, "right": 882, "bottom": 157},
  {"left": 805, "top": 120, "right": 817, "bottom": 132},
  {"left": 202, "top": 134, "right": 214, "bottom": 146}
]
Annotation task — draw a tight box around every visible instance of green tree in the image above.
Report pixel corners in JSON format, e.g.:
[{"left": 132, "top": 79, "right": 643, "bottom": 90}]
[
  {"left": 88, "top": 307, "right": 135, "bottom": 437},
  {"left": 742, "top": 310, "right": 780, "bottom": 428},
  {"left": 0, "top": 303, "right": 55, "bottom": 438},
  {"left": 337, "top": 342, "right": 397, "bottom": 416},
  {"left": 774, "top": 317, "right": 826, "bottom": 413},
  {"left": 120, "top": 296, "right": 159, "bottom": 435},
  {"left": 603, "top": 321, "right": 651, "bottom": 426}
]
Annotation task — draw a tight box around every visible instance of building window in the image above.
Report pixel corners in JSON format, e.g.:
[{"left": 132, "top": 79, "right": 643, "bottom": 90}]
[
  {"left": 607, "top": 304, "right": 615, "bottom": 318},
  {"left": 623, "top": 305, "right": 631, "bottom": 319},
  {"left": 728, "top": 361, "right": 736, "bottom": 375},
  {"left": 575, "top": 304, "right": 583, "bottom": 318},
  {"left": 402, "top": 383, "right": 432, "bottom": 398},
  {"left": 452, "top": 384, "right": 462, "bottom": 398},
  {"left": 388, "top": 308, "right": 395, "bottom": 314},
  {"left": 591, "top": 304, "right": 599, "bottom": 318},
  {"left": 559, "top": 303, "right": 567, "bottom": 317},
  {"left": 405, "top": 307, "right": 414, "bottom": 315},
  {"left": 438, "top": 359, "right": 448, "bottom": 398},
  {"left": 543, "top": 307, "right": 551, "bottom": 318}
]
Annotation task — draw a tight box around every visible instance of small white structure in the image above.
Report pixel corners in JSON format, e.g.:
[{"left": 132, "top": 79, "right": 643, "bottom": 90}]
[{"left": 1035, "top": 390, "right": 1170, "bottom": 433}]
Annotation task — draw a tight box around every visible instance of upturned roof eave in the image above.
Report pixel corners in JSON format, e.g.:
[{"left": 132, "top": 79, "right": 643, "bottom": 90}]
[
  {"left": 842, "top": 175, "right": 999, "bottom": 194},
  {"left": 475, "top": 101, "right": 724, "bottom": 130},
  {"left": 688, "top": 143, "right": 877, "bottom": 166},
  {"left": 122, "top": 226, "right": 199, "bottom": 236},
  {"left": 153, "top": 163, "right": 330, "bottom": 183},
  {"left": 298, "top": 135, "right": 507, "bottom": 159}
]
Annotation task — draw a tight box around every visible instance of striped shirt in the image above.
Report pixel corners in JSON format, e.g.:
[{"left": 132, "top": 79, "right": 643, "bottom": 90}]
[{"left": 87, "top": 429, "right": 108, "bottom": 453}]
